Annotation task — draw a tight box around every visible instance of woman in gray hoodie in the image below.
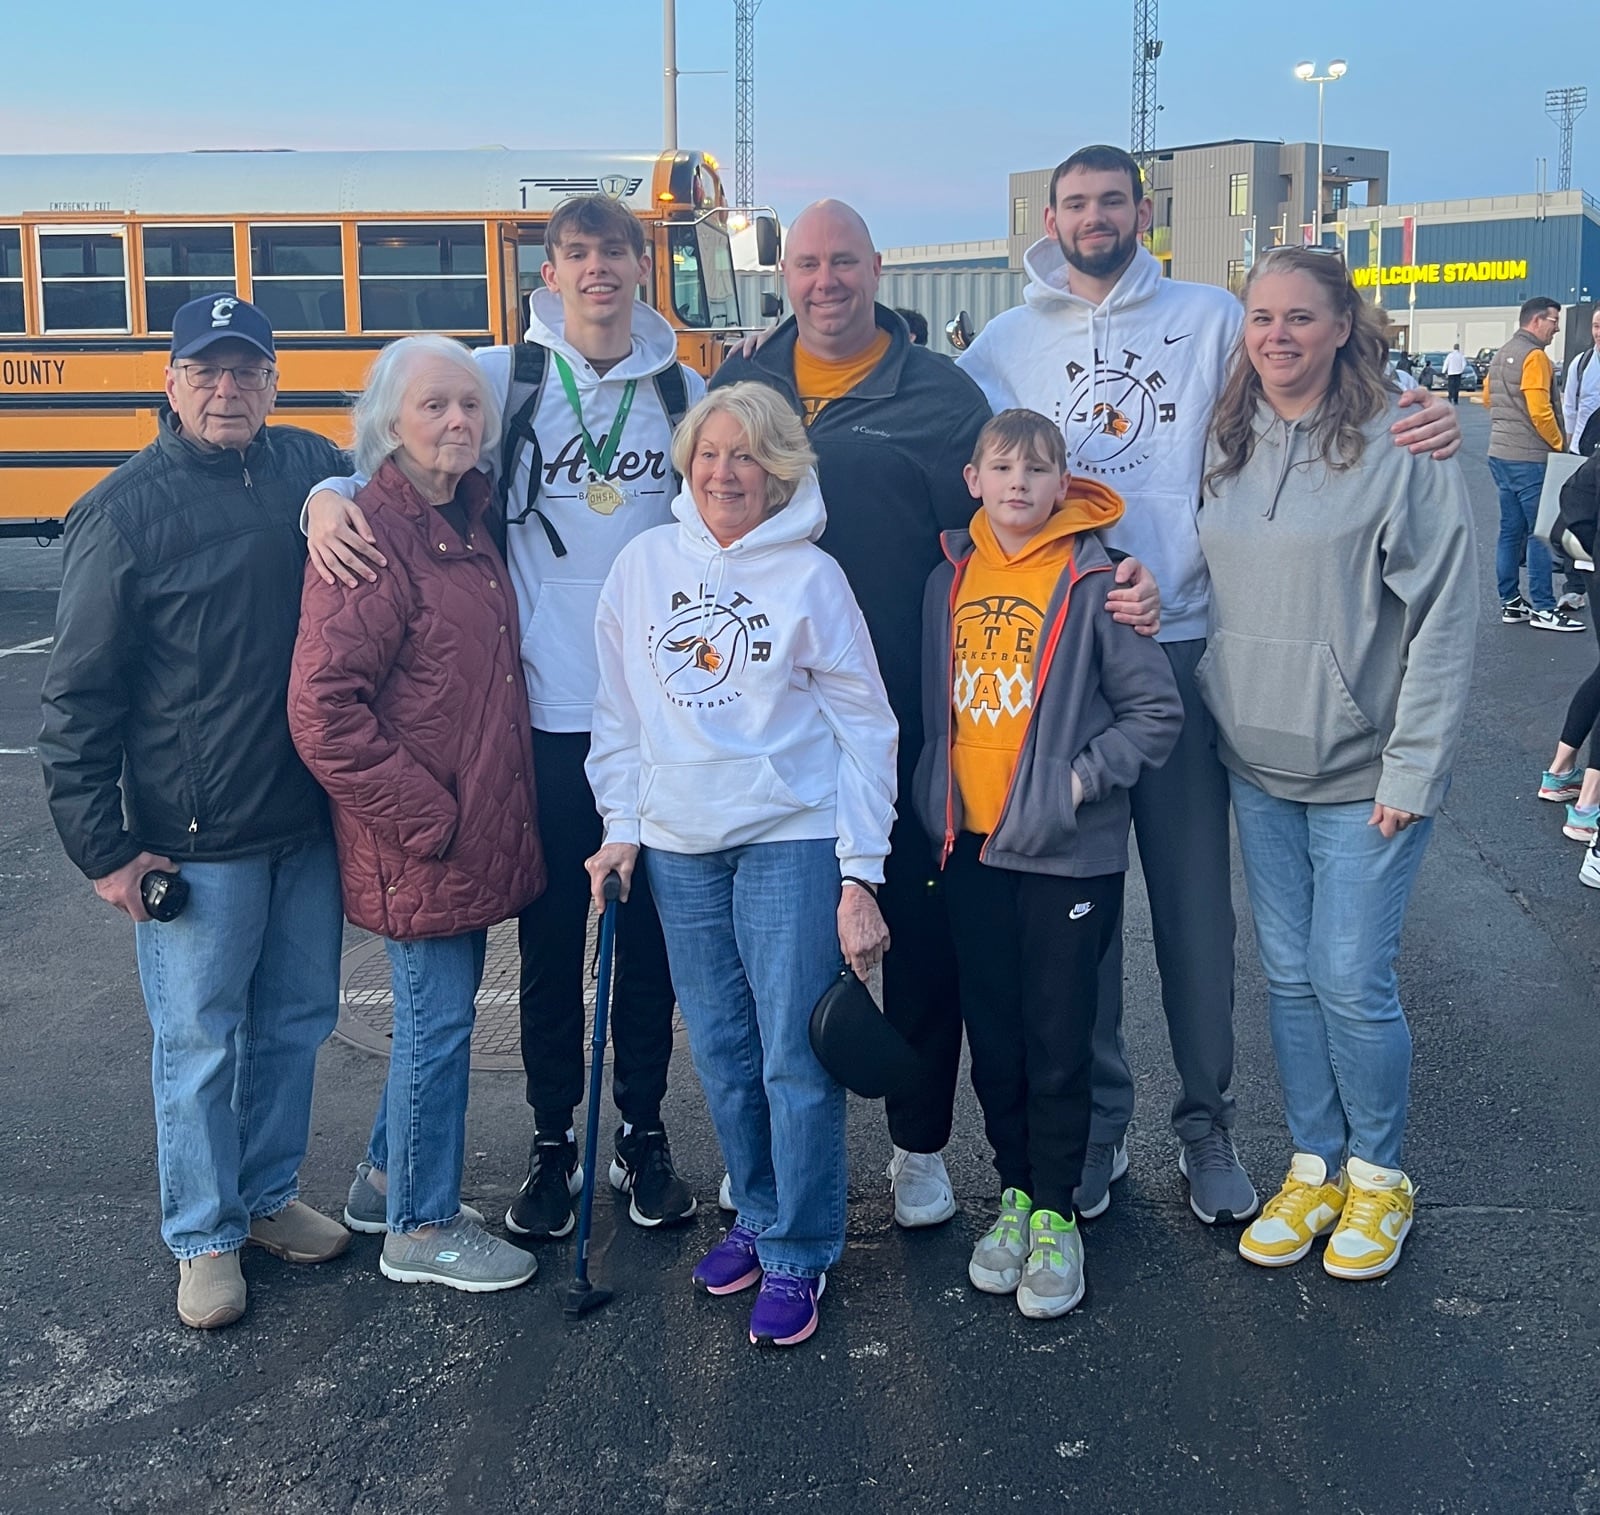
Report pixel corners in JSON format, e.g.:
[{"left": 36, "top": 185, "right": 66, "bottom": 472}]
[{"left": 1195, "top": 247, "right": 1476, "bottom": 1282}]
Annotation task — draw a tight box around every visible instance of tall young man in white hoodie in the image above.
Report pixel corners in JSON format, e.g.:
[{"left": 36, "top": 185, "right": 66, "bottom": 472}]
[
  {"left": 957, "top": 145, "right": 1461, "bottom": 1228},
  {"left": 304, "top": 195, "right": 705, "bottom": 1238}
]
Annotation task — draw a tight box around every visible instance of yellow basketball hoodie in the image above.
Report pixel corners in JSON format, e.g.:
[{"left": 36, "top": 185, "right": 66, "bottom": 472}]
[{"left": 950, "top": 479, "right": 1125, "bottom": 834}]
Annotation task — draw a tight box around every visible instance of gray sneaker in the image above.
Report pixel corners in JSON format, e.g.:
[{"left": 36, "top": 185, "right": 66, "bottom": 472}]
[
  {"left": 344, "top": 1162, "right": 483, "bottom": 1235},
  {"left": 968, "top": 1187, "right": 1033, "bottom": 1294},
  {"left": 1072, "top": 1137, "right": 1129, "bottom": 1220},
  {"left": 1015, "top": 1209, "right": 1085, "bottom": 1319},
  {"left": 379, "top": 1218, "right": 537, "bottom": 1292},
  {"left": 1178, "top": 1129, "right": 1259, "bottom": 1225}
]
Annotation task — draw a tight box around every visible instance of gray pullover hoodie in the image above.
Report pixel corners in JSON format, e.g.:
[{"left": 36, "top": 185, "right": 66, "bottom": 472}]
[{"left": 1194, "top": 396, "right": 1476, "bottom": 816}]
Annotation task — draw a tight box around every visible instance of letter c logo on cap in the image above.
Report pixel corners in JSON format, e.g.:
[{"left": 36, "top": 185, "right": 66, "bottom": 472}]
[{"left": 209, "top": 296, "right": 239, "bottom": 328}]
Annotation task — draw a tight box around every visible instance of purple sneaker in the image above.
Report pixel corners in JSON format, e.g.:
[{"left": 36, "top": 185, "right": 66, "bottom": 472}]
[
  {"left": 748, "top": 1272, "right": 826, "bottom": 1347},
  {"left": 692, "top": 1222, "right": 763, "bottom": 1296}
]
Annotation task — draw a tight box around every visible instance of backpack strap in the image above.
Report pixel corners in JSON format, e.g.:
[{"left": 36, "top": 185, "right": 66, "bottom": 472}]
[
  {"left": 652, "top": 362, "right": 692, "bottom": 488},
  {"left": 497, "top": 342, "right": 568, "bottom": 558}
]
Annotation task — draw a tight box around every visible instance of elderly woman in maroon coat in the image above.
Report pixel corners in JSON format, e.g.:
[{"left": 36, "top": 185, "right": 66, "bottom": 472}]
[{"left": 289, "top": 335, "right": 545, "bottom": 1294}]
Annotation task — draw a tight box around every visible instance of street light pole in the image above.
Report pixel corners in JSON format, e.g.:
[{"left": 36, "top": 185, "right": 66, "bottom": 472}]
[
  {"left": 663, "top": 0, "right": 678, "bottom": 151},
  {"left": 1294, "top": 59, "right": 1347, "bottom": 245}
]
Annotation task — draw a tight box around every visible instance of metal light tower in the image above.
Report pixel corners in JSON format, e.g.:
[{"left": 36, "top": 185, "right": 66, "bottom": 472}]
[
  {"left": 1131, "top": 0, "right": 1161, "bottom": 171},
  {"left": 735, "top": 0, "right": 764, "bottom": 208},
  {"left": 1294, "top": 59, "right": 1347, "bottom": 238},
  {"left": 1546, "top": 86, "right": 1587, "bottom": 192}
]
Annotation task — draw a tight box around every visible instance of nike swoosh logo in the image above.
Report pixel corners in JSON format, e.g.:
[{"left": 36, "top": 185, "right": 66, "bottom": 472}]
[
  {"left": 1163, "top": 333, "right": 1193, "bottom": 345},
  {"left": 1069, "top": 902, "right": 1093, "bottom": 919}
]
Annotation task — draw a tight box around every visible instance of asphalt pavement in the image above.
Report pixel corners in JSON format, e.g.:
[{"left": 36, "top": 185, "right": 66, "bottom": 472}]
[{"left": 0, "top": 403, "right": 1596, "bottom": 1515}]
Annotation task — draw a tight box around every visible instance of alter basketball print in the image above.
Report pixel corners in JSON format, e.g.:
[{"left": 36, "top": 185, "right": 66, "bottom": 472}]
[
  {"left": 953, "top": 593, "right": 1043, "bottom": 726},
  {"left": 1058, "top": 344, "right": 1179, "bottom": 479}
]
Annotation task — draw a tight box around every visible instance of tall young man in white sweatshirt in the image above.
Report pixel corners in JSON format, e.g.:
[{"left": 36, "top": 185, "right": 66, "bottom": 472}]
[
  {"left": 957, "top": 144, "right": 1461, "bottom": 1228},
  {"left": 305, "top": 195, "right": 704, "bottom": 1239}
]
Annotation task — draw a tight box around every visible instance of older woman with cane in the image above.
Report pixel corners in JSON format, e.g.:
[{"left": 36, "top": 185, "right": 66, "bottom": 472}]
[
  {"left": 290, "top": 335, "right": 545, "bottom": 1293},
  {"left": 585, "top": 382, "right": 898, "bottom": 1348}
]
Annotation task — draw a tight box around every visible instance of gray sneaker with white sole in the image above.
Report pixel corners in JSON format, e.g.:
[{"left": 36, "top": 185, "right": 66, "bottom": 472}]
[
  {"left": 1178, "top": 1129, "right": 1259, "bottom": 1225},
  {"left": 344, "top": 1161, "right": 482, "bottom": 1235},
  {"left": 379, "top": 1217, "right": 537, "bottom": 1292},
  {"left": 1072, "top": 1137, "right": 1129, "bottom": 1220}
]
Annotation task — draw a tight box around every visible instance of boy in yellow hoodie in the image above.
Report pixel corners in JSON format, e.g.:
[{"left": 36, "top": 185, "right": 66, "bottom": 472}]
[{"left": 912, "top": 409, "right": 1182, "bottom": 1318}]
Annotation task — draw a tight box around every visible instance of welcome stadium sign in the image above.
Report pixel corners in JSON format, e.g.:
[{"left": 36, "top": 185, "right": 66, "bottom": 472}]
[{"left": 1351, "top": 260, "right": 1529, "bottom": 288}]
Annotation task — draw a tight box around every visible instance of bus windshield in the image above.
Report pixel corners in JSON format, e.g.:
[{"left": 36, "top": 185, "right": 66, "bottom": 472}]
[{"left": 669, "top": 219, "right": 739, "bottom": 329}]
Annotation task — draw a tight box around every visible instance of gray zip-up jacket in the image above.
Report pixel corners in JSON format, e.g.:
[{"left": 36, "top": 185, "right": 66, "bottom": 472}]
[
  {"left": 1195, "top": 397, "right": 1476, "bottom": 816},
  {"left": 912, "top": 528, "right": 1182, "bottom": 879}
]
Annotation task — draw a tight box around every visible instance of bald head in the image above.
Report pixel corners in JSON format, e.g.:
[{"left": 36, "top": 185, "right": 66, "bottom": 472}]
[{"left": 782, "top": 199, "right": 883, "bottom": 360}]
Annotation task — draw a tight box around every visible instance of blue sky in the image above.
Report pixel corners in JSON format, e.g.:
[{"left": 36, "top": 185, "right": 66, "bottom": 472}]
[{"left": 2, "top": 0, "right": 1591, "bottom": 249}]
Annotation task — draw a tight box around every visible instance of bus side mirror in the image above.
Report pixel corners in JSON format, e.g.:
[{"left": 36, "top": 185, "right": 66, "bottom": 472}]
[
  {"left": 754, "top": 214, "right": 781, "bottom": 269},
  {"left": 760, "top": 291, "right": 782, "bottom": 321},
  {"left": 945, "top": 311, "right": 974, "bottom": 352}
]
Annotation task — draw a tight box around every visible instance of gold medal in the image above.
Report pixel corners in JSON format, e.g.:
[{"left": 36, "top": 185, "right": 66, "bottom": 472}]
[{"left": 586, "top": 479, "right": 624, "bottom": 515}]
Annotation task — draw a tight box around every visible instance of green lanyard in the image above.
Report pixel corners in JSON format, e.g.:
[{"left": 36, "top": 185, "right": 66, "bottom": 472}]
[{"left": 552, "top": 354, "right": 637, "bottom": 481}]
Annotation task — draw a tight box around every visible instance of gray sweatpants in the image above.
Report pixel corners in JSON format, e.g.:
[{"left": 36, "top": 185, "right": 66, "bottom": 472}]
[{"left": 1088, "top": 638, "right": 1237, "bottom": 1145}]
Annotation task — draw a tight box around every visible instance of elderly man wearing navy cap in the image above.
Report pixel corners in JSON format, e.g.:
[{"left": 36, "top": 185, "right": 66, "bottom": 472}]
[{"left": 40, "top": 296, "right": 355, "bottom": 1330}]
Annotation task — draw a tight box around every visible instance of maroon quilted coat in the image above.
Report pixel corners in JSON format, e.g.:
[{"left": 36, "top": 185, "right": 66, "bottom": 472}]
[{"left": 288, "top": 459, "right": 544, "bottom": 940}]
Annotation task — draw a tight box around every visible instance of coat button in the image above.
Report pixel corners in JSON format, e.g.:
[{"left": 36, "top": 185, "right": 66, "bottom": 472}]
[
  {"left": 514, "top": 771, "right": 521, "bottom": 781},
  {"left": 387, "top": 885, "right": 396, "bottom": 894},
  {"left": 505, "top": 673, "right": 513, "bottom": 682},
  {"left": 438, "top": 543, "right": 448, "bottom": 552},
  {"left": 499, "top": 624, "right": 507, "bottom": 634},
  {"left": 489, "top": 579, "right": 498, "bottom": 589}
]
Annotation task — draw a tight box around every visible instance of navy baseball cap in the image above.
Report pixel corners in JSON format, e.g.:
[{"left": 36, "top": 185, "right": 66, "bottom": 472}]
[{"left": 170, "top": 295, "right": 276, "bottom": 361}]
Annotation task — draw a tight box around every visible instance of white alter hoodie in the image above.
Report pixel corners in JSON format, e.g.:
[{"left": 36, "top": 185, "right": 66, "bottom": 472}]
[
  {"left": 958, "top": 242, "right": 1242, "bottom": 641},
  {"left": 587, "top": 473, "right": 898, "bottom": 881}
]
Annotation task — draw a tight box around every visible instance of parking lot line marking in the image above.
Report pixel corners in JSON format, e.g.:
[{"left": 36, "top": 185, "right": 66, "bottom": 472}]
[{"left": 0, "top": 636, "right": 53, "bottom": 658}]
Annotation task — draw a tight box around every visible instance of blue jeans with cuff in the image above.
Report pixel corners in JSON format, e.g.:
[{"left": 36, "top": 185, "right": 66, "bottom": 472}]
[
  {"left": 646, "top": 839, "right": 847, "bottom": 1279},
  {"left": 366, "top": 930, "right": 488, "bottom": 1232},
  {"left": 1228, "top": 776, "right": 1433, "bottom": 1173},
  {"left": 1490, "top": 456, "right": 1555, "bottom": 612},
  {"left": 134, "top": 838, "right": 342, "bottom": 1261}
]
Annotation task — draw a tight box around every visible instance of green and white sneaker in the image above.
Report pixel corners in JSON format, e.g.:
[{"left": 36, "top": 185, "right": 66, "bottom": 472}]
[
  {"left": 1016, "top": 1209, "right": 1085, "bottom": 1319},
  {"left": 968, "top": 1187, "right": 1033, "bottom": 1294},
  {"left": 379, "top": 1217, "right": 537, "bottom": 1293}
]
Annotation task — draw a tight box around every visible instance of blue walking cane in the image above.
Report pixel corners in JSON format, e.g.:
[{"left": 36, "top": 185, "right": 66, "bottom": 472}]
[{"left": 565, "top": 870, "right": 621, "bottom": 1319}]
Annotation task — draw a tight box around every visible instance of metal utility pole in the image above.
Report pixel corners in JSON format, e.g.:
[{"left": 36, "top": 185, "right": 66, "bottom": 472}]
[
  {"left": 1130, "top": 0, "right": 1161, "bottom": 172},
  {"left": 1545, "top": 86, "right": 1587, "bottom": 192},
  {"left": 735, "top": 1, "right": 764, "bottom": 208},
  {"left": 663, "top": 0, "right": 679, "bottom": 151}
]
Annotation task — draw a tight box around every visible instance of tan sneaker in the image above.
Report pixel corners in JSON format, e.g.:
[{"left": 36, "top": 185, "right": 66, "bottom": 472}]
[
  {"left": 177, "top": 1251, "right": 246, "bottom": 1329},
  {"left": 248, "top": 1201, "right": 351, "bottom": 1263}
]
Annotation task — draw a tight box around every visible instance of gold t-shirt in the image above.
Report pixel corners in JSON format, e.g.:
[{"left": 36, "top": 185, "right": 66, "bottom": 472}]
[{"left": 793, "top": 330, "right": 891, "bottom": 426}]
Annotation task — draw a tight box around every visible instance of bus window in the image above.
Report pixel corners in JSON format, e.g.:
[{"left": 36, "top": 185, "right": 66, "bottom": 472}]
[
  {"left": 0, "top": 229, "right": 21, "bottom": 332},
  {"left": 516, "top": 240, "right": 547, "bottom": 309},
  {"left": 668, "top": 222, "right": 738, "bottom": 329},
  {"left": 39, "top": 229, "right": 129, "bottom": 333},
  {"left": 142, "top": 225, "right": 236, "bottom": 332},
  {"left": 250, "top": 224, "right": 345, "bottom": 332},
  {"left": 357, "top": 223, "right": 488, "bottom": 332}
]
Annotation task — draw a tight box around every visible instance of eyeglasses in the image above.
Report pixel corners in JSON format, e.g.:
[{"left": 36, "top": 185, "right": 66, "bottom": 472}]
[{"left": 175, "top": 362, "right": 276, "bottom": 392}]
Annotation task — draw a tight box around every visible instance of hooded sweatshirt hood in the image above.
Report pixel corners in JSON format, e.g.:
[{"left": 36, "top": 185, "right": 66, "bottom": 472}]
[
  {"left": 957, "top": 241, "right": 1244, "bottom": 642},
  {"left": 586, "top": 467, "right": 899, "bottom": 878}
]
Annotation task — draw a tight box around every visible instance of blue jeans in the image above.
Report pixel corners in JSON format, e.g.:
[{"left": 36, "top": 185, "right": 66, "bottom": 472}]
[
  {"left": 1490, "top": 456, "right": 1555, "bottom": 611},
  {"left": 134, "top": 838, "right": 342, "bottom": 1260},
  {"left": 646, "top": 840, "right": 847, "bottom": 1278},
  {"left": 366, "top": 931, "right": 488, "bottom": 1232},
  {"left": 1228, "top": 777, "right": 1433, "bottom": 1172}
]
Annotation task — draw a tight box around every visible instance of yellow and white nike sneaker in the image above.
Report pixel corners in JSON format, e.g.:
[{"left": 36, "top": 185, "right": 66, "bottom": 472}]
[
  {"left": 1238, "top": 1153, "right": 1347, "bottom": 1268},
  {"left": 1322, "top": 1157, "right": 1415, "bottom": 1280}
]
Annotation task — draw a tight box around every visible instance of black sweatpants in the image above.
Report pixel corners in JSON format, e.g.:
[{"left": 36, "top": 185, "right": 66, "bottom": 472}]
[
  {"left": 880, "top": 809, "right": 965, "bottom": 1155},
  {"left": 517, "top": 729, "right": 677, "bottom": 1131},
  {"left": 1558, "top": 569, "right": 1600, "bottom": 756},
  {"left": 943, "top": 832, "right": 1123, "bottom": 1216}
]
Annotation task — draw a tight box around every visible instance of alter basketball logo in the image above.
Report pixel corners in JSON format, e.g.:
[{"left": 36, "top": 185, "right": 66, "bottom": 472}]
[
  {"left": 1058, "top": 345, "right": 1179, "bottom": 479},
  {"left": 651, "top": 587, "right": 776, "bottom": 704}
]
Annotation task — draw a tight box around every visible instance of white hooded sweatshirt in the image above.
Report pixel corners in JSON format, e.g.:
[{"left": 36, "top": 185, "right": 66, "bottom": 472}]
[
  {"left": 587, "top": 472, "right": 898, "bottom": 881},
  {"left": 958, "top": 242, "right": 1242, "bottom": 641}
]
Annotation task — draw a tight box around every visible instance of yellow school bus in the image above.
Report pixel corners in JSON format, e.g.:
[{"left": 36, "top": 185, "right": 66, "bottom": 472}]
[{"left": 0, "top": 147, "right": 773, "bottom": 537}]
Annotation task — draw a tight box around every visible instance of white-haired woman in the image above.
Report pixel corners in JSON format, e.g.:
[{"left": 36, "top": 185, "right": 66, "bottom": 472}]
[
  {"left": 585, "top": 382, "right": 898, "bottom": 1348},
  {"left": 289, "top": 335, "right": 546, "bottom": 1293}
]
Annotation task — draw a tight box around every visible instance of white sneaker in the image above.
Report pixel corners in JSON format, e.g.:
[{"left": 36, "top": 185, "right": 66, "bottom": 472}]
[
  {"left": 718, "top": 1172, "right": 735, "bottom": 1213},
  {"left": 1582, "top": 842, "right": 1600, "bottom": 890},
  {"left": 886, "top": 1147, "right": 957, "bottom": 1227}
]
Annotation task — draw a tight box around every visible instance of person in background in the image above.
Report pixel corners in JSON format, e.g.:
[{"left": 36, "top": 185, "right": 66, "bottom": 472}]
[
  {"left": 1561, "top": 307, "right": 1600, "bottom": 458},
  {"left": 1486, "top": 297, "right": 1582, "bottom": 632},
  {"left": 914, "top": 409, "right": 1181, "bottom": 1319},
  {"left": 1198, "top": 248, "right": 1476, "bottom": 1281},
  {"left": 290, "top": 336, "right": 546, "bottom": 1293},
  {"left": 894, "top": 307, "right": 930, "bottom": 346},
  {"left": 1442, "top": 344, "right": 1469, "bottom": 406},
  {"left": 40, "top": 296, "right": 351, "bottom": 1331},
  {"left": 586, "top": 382, "right": 897, "bottom": 1348}
]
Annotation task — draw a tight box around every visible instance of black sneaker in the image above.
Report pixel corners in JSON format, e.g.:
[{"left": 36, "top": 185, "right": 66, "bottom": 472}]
[
  {"left": 609, "top": 1125, "right": 698, "bottom": 1227},
  {"left": 505, "top": 1135, "right": 582, "bottom": 1239},
  {"left": 1501, "top": 595, "right": 1533, "bottom": 624}
]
